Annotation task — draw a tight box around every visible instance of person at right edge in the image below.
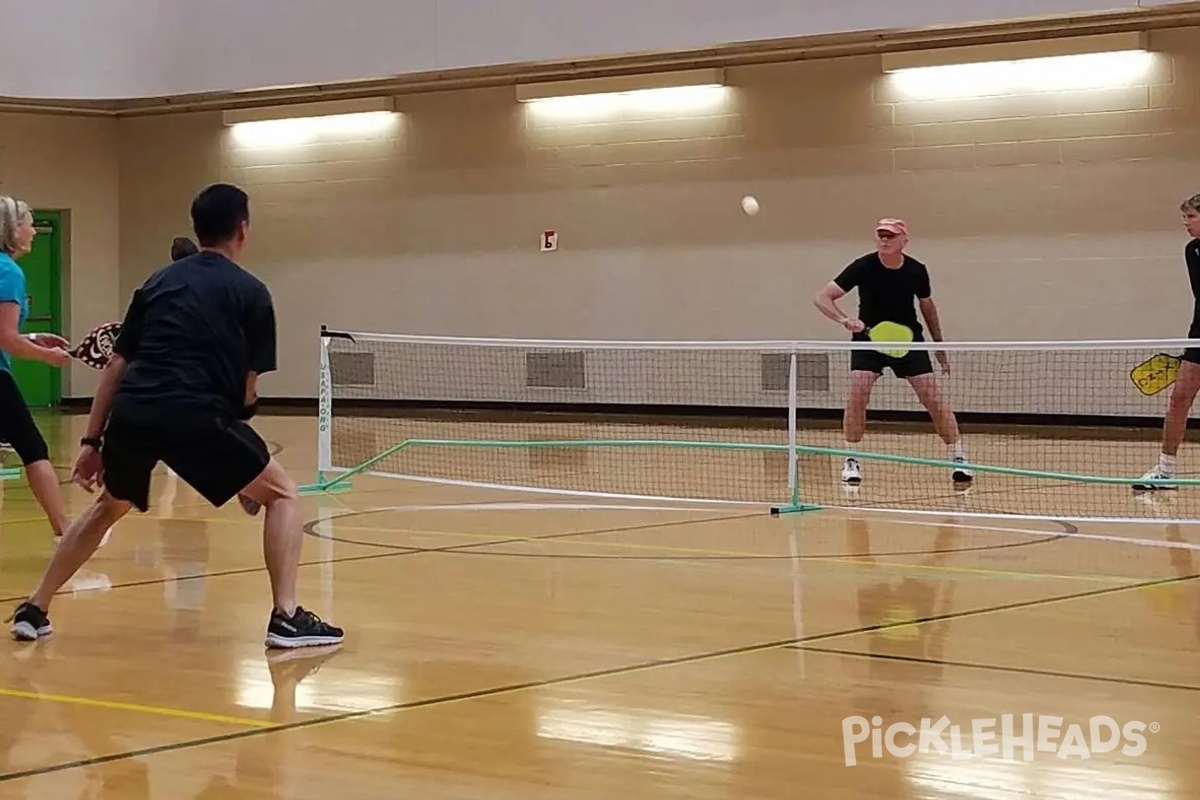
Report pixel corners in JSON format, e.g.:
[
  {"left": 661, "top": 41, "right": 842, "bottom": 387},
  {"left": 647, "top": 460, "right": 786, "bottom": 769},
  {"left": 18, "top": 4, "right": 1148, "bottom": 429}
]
[
  {"left": 9, "top": 183, "right": 344, "bottom": 649},
  {"left": 1135, "top": 193, "right": 1200, "bottom": 491}
]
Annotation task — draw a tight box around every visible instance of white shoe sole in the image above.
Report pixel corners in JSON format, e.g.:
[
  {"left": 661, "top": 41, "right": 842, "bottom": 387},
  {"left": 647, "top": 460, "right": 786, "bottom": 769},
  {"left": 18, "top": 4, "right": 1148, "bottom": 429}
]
[{"left": 265, "top": 633, "right": 345, "bottom": 649}]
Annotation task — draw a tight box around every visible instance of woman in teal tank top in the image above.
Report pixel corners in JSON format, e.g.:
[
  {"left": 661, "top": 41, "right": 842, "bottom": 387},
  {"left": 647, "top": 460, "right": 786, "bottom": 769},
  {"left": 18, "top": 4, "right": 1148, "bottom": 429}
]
[{"left": 0, "top": 196, "right": 88, "bottom": 545}]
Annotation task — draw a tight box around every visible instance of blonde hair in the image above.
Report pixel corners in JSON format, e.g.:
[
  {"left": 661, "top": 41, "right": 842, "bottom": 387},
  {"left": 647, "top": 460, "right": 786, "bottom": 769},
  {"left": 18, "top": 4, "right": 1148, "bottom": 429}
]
[
  {"left": 1184, "top": 193, "right": 1200, "bottom": 214},
  {"left": 0, "top": 196, "right": 32, "bottom": 255}
]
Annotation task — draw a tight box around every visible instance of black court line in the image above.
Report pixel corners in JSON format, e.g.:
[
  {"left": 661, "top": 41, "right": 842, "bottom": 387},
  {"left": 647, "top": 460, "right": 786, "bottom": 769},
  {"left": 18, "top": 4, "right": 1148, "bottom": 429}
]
[
  {"left": 302, "top": 508, "right": 767, "bottom": 552},
  {"left": 389, "top": 533, "right": 1070, "bottom": 561},
  {"left": 305, "top": 506, "right": 1075, "bottom": 560},
  {"left": 789, "top": 645, "right": 1200, "bottom": 693},
  {"left": 2, "top": 565, "right": 1193, "bottom": 784},
  {"left": 0, "top": 548, "right": 423, "bottom": 606},
  {"left": 0, "top": 511, "right": 758, "bottom": 607}
]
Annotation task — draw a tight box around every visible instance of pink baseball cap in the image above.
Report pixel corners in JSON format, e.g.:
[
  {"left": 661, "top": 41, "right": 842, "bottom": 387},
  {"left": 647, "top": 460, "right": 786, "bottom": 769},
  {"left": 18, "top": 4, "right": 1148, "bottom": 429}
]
[{"left": 876, "top": 218, "right": 908, "bottom": 236}]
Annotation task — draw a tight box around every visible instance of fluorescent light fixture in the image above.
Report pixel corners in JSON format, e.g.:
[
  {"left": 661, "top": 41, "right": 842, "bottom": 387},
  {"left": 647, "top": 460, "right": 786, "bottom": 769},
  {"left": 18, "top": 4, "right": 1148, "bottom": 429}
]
[
  {"left": 223, "top": 97, "right": 399, "bottom": 146},
  {"left": 517, "top": 68, "right": 728, "bottom": 118},
  {"left": 882, "top": 32, "right": 1154, "bottom": 99}
]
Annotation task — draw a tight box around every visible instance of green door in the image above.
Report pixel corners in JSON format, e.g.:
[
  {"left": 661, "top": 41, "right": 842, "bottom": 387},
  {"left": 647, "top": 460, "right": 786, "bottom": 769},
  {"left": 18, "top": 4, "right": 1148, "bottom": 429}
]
[{"left": 11, "top": 211, "right": 63, "bottom": 407}]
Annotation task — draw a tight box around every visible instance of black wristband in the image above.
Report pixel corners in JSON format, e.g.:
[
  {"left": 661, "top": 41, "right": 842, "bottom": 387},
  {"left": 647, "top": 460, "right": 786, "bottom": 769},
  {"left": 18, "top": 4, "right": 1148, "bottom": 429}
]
[
  {"left": 240, "top": 399, "right": 260, "bottom": 420},
  {"left": 81, "top": 436, "right": 102, "bottom": 449}
]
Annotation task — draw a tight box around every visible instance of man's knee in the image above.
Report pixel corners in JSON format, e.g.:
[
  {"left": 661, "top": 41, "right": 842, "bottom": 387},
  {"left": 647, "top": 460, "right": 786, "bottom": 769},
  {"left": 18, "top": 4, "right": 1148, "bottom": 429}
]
[
  {"left": 242, "top": 458, "right": 299, "bottom": 505},
  {"left": 1170, "top": 362, "right": 1200, "bottom": 405},
  {"left": 847, "top": 371, "right": 878, "bottom": 403},
  {"left": 69, "top": 492, "right": 132, "bottom": 535},
  {"left": 907, "top": 374, "right": 940, "bottom": 401}
]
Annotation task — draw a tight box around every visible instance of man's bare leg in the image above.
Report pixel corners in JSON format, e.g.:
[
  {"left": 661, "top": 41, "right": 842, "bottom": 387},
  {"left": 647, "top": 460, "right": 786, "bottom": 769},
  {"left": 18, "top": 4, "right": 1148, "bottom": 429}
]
[
  {"left": 842, "top": 371, "right": 879, "bottom": 484},
  {"left": 237, "top": 456, "right": 343, "bottom": 649},
  {"left": 907, "top": 373, "right": 972, "bottom": 483},
  {"left": 10, "top": 492, "right": 131, "bottom": 640},
  {"left": 238, "top": 458, "right": 303, "bottom": 616}
]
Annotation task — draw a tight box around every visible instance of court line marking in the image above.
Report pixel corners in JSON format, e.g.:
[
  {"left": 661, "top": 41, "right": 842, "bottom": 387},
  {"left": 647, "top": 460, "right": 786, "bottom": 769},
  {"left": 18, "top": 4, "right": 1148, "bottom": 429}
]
[
  {"left": 0, "top": 509, "right": 760, "bottom": 607},
  {"left": 321, "top": 466, "right": 1200, "bottom": 525},
  {"left": 0, "top": 516, "right": 59, "bottom": 527},
  {"left": 306, "top": 504, "right": 1124, "bottom": 581},
  {"left": 831, "top": 502, "right": 1200, "bottom": 528},
  {"left": 0, "top": 686, "right": 273, "bottom": 728},
  {"left": 361, "top": 469, "right": 765, "bottom": 506},
  {"left": 3, "top": 567, "right": 1194, "bottom": 784},
  {"left": 840, "top": 509, "right": 1200, "bottom": 552},
  {"left": 312, "top": 491, "right": 1200, "bottom": 555},
  {"left": 335, "top": 501, "right": 726, "bottom": 513},
  {"left": 788, "top": 646, "right": 1200, "bottom": 693},
  {"left": 302, "top": 507, "right": 767, "bottom": 554},
  {"left": 360, "top": 525, "right": 1116, "bottom": 583},
  {"left": 0, "top": 548, "right": 424, "bottom": 606},
  {"left": 307, "top": 505, "right": 1070, "bottom": 560}
]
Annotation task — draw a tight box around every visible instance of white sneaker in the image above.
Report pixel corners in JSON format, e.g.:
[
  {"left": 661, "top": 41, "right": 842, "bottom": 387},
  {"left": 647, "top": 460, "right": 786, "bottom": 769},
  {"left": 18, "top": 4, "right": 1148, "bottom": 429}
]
[
  {"left": 1134, "top": 466, "right": 1176, "bottom": 491},
  {"left": 952, "top": 457, "right": 973, "bottom": 484},
  {"left": 841, "top": 457, "right": 862, "bottom": 485}
]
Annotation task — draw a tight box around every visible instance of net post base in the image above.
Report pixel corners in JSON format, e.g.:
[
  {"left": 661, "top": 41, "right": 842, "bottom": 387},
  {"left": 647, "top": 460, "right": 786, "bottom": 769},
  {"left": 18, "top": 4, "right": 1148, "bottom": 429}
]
[
  {"left": 770, "top": 503, "right": 821, "bottom": 516},
  {"left": 297, "top": 472, "right": 353, "bottom": 496}
]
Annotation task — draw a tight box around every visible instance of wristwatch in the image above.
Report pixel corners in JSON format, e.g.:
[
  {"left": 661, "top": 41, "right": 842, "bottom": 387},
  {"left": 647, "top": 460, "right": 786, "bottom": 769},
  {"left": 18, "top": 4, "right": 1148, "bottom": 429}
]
[{"left": 80, "top": 436, "right": 103, "bottom": 449}]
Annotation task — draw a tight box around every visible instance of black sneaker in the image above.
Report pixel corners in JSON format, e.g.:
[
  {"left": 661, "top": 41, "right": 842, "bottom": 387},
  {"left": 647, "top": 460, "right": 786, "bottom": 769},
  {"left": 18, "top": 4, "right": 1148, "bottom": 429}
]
[
  {"left": 9, "top": 602, "right": 52, "bottom": 641},
  {"left": 265, "top": 606, "right": 344, "bottom": 649}
]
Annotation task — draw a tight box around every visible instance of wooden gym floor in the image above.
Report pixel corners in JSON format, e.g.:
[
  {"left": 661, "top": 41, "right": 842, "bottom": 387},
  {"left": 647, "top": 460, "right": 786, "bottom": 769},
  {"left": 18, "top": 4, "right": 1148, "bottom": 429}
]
[{"left": 0, "top": 413, "right": 1198, "bottom": 799}]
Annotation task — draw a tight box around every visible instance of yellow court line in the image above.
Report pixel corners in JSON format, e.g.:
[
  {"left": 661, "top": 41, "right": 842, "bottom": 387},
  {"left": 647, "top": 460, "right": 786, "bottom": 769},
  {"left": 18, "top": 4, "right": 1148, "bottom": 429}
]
[
  {"left": 0, "top": 516, "right": 59, "bottom": 526},
  {"left": 0, "top": 686, "right": 273, "bottom": 728}
]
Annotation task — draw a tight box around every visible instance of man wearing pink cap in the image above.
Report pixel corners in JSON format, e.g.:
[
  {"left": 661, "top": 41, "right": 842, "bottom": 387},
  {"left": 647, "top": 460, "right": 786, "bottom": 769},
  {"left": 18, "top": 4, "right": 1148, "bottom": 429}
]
[{"left": 813, "top": 218, "right": 971, "bottom": 486}]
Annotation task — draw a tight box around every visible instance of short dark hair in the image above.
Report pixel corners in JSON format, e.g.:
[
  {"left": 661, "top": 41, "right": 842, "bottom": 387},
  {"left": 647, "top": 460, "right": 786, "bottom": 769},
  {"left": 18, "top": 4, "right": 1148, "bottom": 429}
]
[
  {"left": 170, "top": 236, "right": 199, "bottom": 261},
  {"left": 190, "top": 183, "right": 249, "bottom": 247}
]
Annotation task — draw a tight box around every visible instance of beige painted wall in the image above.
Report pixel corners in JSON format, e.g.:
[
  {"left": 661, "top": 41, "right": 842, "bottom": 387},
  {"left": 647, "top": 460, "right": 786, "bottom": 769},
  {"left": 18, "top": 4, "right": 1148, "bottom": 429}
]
[
  {"left": 5, "top": 26, "right": 1200, "bottom": 412},
  {"left": 0, "top": 113, "right": 120, "bottom": 397}
]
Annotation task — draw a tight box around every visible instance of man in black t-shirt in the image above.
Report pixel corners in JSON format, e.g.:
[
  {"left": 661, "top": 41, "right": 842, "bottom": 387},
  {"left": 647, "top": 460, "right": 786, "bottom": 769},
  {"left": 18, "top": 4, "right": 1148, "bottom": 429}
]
[
  {"left": 1135, "top": 193, "right": 1200, "bottom": 491},
  {"left": 10, "top": 184, "right": 343, "bottom": 650},
  {"left": 814, "top": 218, "right": 971, "bottom": 486}
]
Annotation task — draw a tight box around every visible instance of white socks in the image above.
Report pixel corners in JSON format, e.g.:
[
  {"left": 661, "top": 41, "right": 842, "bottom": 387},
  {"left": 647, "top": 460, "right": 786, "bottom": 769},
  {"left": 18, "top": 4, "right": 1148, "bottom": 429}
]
[
  {"left": 951, "top": 442, "right": 965, "bottom": 461},
  {"left": 1158, "top": 453, "right": 1177, "bottom": 474}
]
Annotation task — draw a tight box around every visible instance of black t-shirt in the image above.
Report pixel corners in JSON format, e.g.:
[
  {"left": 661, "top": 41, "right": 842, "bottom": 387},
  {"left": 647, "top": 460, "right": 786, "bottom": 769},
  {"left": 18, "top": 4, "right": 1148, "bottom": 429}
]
[
  {"left": 111, "top": 251, "right": 276, "bottom": 421},
  {"left": 833, "top": 252, "right": 932, "bottom": 340},
  {"left": 1188, "top": 238, "right": 1200, "bottom": 334}
]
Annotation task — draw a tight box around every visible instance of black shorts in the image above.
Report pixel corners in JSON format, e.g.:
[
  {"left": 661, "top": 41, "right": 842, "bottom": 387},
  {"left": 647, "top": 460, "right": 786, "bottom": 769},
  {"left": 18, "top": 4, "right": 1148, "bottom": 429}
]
[
  {"left": 1184, "top": 322, "right": 1200, "bottom": 365},
  {"left": 0, "top": 370, "right": 50, "bottom": 466},
  {"left": 101, "top": 407, "right": 270, "bottom": 512},
  {"left": 850, "top": 347, "right": 934, "bottom": 379}
]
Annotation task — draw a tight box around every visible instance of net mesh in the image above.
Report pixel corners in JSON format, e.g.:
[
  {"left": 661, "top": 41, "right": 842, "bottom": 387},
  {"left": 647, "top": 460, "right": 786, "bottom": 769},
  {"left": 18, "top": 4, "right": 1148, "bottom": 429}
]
[{"left": 311, "top": 330, "right": 1200, "bottom": 522}]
